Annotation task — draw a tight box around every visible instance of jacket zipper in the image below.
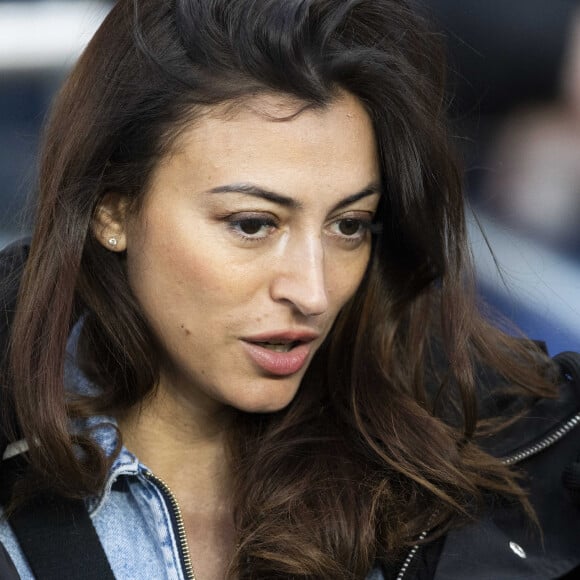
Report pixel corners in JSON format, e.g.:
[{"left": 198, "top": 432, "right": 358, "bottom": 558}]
[
  {"left": 395, "top": 410, "right": 580, "bottom": 579},
  {"left": 502, "top": 411, "right": 580, "bottom": 465},
  {"left": 395, "top": 530, "right": 428, "bottom": 580},
  {"left": 144, "top": 471, "right": 196, "bottom": 580},
  {"left": 142, "top": 413, "right": 580, "bottom": 580}
]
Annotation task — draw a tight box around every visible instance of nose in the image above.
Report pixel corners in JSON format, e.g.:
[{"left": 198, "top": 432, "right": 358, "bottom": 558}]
[{"left": 270, "top": 234, "right": 329, "bottom": 317}]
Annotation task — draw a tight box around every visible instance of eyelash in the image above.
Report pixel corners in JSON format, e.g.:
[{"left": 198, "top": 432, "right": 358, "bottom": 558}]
[
  {"left": 327, "top": 217, "right": 375, "bottom": 244},
  {"left": 225, "top": 213, "right": 379, "bottom": 245},
  {"left": 226, "top": 214, "right": 278, "bottom": 241}
]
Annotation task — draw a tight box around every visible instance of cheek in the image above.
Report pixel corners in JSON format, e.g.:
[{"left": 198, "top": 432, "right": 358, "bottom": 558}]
[
  {"left": 126, "top": 236, "right": 265, "bottom": 341},
  {"left": 328, "top": 248, "right": 371, "bottom": 310},
  {"left": 127, "top": 216, "right": 221, "bottom": 296}
]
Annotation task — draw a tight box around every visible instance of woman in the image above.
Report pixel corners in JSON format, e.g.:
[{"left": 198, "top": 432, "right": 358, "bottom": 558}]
[{"left": 1, "top": 0, "right": 579, "bottom": 578}]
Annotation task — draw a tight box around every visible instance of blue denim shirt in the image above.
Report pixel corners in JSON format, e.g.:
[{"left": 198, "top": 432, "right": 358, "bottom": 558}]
[
  {"left": 0, "top": 420, "right": 386, "bottom": 579},
  {"left": 0, "top": 341, "right": 387, "bottom": 579}
]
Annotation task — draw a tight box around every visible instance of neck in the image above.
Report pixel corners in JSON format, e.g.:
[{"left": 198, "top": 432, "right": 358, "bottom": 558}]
[
  {"left": 117, "top": 382, "right": 234, "bottom": 506},
  {"left": 118, "top": 382, "right": 239, "bottom": 579}
]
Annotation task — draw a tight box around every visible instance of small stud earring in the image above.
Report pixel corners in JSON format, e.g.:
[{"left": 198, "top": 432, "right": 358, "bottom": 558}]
[{"left": 107, "top": 237, "right": 118, "bottom": 247}]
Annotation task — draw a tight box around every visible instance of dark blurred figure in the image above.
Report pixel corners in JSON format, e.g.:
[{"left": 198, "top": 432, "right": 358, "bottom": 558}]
[
  {"left": 420, "top": 0, "right": 580, "bottom": 254},
  {"left": 423, "top": 0, "right": 577, "bottom": 116}
]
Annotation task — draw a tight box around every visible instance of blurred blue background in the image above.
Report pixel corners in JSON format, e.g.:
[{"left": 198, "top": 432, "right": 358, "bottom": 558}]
[{"left": 1, "top": 0, "right": 579, "bottom": 355}]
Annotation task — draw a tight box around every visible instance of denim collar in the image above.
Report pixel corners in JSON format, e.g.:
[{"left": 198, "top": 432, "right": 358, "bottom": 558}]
[{"left": 64, "top": 321, "right": 144, "bottom": 515}]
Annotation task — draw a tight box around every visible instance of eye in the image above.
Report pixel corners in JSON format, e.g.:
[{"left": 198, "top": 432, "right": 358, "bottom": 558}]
[
  {"left": 227, "top": 214, "right": 278, "bottom": 240},
  {"left": 238, "top": 218, "right": 267, "bottom": 235},
  {"left": 327, "top": 215, "right": 373, "bottom": 244},
  {"left": 337, "top": 218, "right": 363, "bottom": 236}
]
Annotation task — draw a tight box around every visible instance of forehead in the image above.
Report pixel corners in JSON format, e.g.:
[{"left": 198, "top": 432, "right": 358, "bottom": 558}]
[{"left": 149, "top": 91, "right": 380, "bottom": 199}]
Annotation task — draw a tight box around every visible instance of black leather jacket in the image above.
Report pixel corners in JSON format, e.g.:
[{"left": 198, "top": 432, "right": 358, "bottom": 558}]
[{"left": 400, "top": 354, "right": 580, "bottom": 579}]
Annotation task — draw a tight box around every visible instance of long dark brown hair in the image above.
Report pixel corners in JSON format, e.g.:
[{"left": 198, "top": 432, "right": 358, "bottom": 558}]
[{"left": 6, "top": 0, "right": 556, "bottom": 577}]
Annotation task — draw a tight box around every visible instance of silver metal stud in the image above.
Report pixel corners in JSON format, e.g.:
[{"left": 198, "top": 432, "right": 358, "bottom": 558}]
[{"left": 509, "top": 541, "right": 526, "bottom": 559}]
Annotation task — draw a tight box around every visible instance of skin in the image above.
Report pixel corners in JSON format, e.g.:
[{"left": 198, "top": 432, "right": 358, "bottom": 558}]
[{"left": 94, "top": 91, "right": 381, "bottom": 579}]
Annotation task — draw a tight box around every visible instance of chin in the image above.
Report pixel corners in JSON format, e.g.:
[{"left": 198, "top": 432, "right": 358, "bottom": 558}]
[{"left": 229, "top": 379, "right": 300, "bottom": 414}]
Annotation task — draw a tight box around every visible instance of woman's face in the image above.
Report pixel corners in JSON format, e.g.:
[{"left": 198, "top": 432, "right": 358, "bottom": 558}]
[{"left": 105, "top": 92, "right": 380, "bottom": 414}]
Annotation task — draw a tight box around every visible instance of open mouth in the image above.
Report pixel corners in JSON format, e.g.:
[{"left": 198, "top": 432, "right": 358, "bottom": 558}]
[
  {"left": 250, "top": 340, "right": 301, "bottom": 353},
  {"left": 241, "top": 336, "right": 315, "bottom": 376}
]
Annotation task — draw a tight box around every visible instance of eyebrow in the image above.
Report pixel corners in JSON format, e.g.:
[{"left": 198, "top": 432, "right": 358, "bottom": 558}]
[{"left": 205, "top": 182, "right": 381, "bottom": 211}]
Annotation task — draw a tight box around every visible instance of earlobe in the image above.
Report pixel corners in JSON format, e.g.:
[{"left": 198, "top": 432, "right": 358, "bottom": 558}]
[{"left": 92, "top": 192, "right": 129, "bottom": 252}]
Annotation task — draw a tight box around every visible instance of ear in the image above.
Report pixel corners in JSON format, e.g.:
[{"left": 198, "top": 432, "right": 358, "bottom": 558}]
[{"left": 92, "top": 192, "right": 130, "bottom": 252}]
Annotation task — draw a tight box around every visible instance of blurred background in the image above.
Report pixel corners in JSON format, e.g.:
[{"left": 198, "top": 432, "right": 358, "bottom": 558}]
[
  {"left": 1, "top": 0, "right": 579, "bottom": 355},
  {"left": 0, "top": 0, "right": 110, "bottom": 243}
]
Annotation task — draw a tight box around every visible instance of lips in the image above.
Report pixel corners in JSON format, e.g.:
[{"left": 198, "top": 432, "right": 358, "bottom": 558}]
[{"left": 241, "top": 330, "right": 319, "bottom": 376}]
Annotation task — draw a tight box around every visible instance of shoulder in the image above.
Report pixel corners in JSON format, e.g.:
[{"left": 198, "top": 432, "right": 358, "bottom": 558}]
[
  {"left": 0, "top": 238, "right": 29, "bottom": 305},
  {"left": 434, "top": 352, "right": 580, "bottom": 580},
  {"left": 0, "top": 239, "right": 29, "bottom": 275},
  {"left": 0, "top": 238, "right": 29, "bottom": 358},
  {"left": 0, "top": 239, "right": 30, "bottom": 457},
  {"left": 477, "top": 351, "right": 580, "bottom": 460}
]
